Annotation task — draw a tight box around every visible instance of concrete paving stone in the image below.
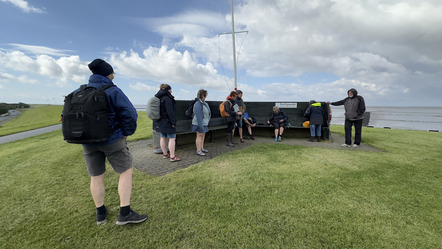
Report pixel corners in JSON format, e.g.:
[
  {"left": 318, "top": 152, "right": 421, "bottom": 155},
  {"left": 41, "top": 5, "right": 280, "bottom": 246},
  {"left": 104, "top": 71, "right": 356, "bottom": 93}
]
[{"left": 128, "top": 133, "right": 381, "bottom": 177}]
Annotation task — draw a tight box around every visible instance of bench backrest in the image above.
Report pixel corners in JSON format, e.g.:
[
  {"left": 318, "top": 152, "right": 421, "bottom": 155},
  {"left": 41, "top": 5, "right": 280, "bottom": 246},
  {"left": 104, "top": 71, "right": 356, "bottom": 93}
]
[
  {"left": 171, "top": 100, "right": 331, "bottom": 134},
  {"left": 175, "top": 100, "right": 227, "bottom": 134},
  {"left": 244, "top": 101, "right": 331, "bottom": 128}
]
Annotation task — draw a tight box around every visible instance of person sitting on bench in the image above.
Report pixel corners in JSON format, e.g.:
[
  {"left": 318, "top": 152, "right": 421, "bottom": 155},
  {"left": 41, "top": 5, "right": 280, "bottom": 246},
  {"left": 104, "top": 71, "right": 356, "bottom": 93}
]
[
  {"left": 242, "top": 111, "right": 256, "bottom": 140},
  {"left": 267, "top": 106, "right": 288, "bottom": 142}
]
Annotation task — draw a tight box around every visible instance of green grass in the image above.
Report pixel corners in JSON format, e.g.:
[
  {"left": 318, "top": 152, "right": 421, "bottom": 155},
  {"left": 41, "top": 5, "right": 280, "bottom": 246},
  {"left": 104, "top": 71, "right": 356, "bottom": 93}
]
[
  {"left": 0, "top": 104, "right": 152, "bottom": 140},
  {"left": 0, "top": 124, "right": 441, "bottom": 248},
  {"left": 128, "top": 111, "right": 152, "bottom": 141},
  {"left": 0, "top": 105, "right": 63, "bottom": 136}
]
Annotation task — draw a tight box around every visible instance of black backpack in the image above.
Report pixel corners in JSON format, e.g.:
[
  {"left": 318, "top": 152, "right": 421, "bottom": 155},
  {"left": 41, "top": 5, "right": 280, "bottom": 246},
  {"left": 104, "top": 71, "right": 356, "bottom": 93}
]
[
  {"left": 185, "top": 98, "right": 200, "bottom": 119},
  {"left": 62, "top": 84, "right": 115, "bottom": 144}
]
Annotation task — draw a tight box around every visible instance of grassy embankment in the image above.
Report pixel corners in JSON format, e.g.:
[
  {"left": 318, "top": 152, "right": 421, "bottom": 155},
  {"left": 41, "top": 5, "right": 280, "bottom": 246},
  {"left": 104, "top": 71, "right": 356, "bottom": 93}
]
[
  {"left": 0, "top": 105, "right": 150, "bottom": 141},
  {"left": 0, "top": 105, "right": 63, "bottom": 136},
  {"left": 0, "top": 106, "right": 441, "bottom": 248}
]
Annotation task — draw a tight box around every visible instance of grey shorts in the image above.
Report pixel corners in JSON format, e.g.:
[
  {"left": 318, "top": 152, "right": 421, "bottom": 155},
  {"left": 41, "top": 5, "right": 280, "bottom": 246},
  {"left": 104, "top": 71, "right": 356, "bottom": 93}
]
[{"left": 82, "top": 137, "right": 133, "bottom": 176}]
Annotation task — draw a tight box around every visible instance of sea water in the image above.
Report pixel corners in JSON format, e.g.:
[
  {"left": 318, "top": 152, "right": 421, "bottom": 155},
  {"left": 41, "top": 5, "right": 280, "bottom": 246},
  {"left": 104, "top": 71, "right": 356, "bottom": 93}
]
[{"left": 330, "top": 106, "right": 442, "bottom": 132}]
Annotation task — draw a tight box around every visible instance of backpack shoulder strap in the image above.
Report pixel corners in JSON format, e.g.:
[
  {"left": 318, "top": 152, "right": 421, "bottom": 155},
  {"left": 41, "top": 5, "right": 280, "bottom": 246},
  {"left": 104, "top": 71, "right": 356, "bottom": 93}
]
[
  {"left": 99, "top": 84, "right": 116, "bottom": 91},
  {"left": 225, "top": 100, "right": 231, "bottom": 108}
]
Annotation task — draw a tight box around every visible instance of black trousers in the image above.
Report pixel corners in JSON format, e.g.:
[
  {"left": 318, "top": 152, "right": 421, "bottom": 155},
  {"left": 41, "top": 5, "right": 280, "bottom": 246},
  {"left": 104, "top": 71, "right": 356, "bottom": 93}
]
[
  {"left": 226, "top": 121, "right": 235, "bottom": 133},
  {"left": 345, "top": 119, "right": 363, "bottom": 145}
]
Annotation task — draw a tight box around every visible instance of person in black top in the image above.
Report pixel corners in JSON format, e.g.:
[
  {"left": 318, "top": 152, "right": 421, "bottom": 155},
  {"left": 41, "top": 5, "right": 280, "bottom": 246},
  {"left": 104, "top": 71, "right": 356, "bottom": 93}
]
[
  {"left": 224, "top": 91, "right": 242, "bottom": 147},
  {"left": 328, "top": 88, "right": 366, "bottom": 147},
  {"left": 154, "top": 84, "right": 182, "bottom": 161},
  {"left": 304, "top": 100, "right": 324, "bottom": 142}
]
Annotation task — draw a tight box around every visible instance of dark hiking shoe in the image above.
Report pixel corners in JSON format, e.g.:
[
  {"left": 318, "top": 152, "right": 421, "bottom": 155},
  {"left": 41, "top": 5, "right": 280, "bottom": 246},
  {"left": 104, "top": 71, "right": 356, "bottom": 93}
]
[
  {"left": 249, "top": 135, "right": 255, "bottom": 140},
  {"left": 116, "top": 209, "right": 148, "bottom": 225},
  {"left": 96, "top": 206, "right": 108, "bottom": 225}
]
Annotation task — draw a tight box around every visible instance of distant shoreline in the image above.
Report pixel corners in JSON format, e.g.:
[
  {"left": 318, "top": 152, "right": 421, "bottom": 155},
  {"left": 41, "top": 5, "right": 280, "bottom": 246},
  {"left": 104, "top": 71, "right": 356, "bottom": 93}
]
[{"left": 330, "top": 106, "right": 442, "bottom": 132}]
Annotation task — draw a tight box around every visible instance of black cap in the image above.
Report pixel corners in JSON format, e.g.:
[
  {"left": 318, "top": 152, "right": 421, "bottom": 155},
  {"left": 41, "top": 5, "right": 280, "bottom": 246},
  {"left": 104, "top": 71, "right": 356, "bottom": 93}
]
[{"left": 88, "top": 59, "right": 114, "bottom": 77}]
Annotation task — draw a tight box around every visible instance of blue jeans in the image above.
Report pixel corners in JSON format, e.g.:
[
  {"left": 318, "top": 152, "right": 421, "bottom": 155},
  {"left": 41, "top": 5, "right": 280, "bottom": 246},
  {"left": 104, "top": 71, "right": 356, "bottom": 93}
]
[
  {"left": 310, "top": 124, "right": 322, "bottom": 137},
  {"left": 160, "top": 133, "right": 176, "bottom": 139}
]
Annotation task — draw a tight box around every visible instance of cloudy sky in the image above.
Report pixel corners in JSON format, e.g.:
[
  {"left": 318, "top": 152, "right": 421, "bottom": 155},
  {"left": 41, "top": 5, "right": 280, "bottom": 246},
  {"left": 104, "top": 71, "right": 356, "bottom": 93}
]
[{"left": 1, "top": 0, "right": 441, "bottom": 106}]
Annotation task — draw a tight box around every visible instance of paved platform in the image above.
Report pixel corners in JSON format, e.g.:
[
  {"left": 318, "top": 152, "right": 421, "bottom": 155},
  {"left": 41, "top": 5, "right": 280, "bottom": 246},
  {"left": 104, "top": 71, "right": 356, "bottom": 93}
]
[{"left": 128, "top": 133, "right": 381, "bottom": 177}]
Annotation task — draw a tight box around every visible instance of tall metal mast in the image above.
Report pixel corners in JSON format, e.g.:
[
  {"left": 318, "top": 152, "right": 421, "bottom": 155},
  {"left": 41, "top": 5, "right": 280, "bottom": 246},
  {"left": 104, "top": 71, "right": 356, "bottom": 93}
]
[
  {"left": 231, "top": 0, "right": 238, "bottom": 90},
  {"left": 219, "top": 0, "right": 247, "bottom": 91}
]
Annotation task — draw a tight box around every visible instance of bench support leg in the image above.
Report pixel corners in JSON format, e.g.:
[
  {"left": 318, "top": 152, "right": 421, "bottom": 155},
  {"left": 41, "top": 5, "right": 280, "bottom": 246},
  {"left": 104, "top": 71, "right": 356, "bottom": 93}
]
[{"left": 209, "top": 131, "right": 214, "bottom": 143}]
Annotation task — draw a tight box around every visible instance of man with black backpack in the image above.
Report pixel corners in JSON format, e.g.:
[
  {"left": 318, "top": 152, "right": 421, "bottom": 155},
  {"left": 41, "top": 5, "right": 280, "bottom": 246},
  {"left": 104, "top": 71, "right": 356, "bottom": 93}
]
[{"left": 66, "top": 59, "right": 147, "bottom": 226}]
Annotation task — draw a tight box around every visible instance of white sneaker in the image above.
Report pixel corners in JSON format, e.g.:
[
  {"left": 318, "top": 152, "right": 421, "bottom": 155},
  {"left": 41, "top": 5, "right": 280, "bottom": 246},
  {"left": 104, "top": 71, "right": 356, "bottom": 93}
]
[
  {"left": 341, "top": 144, "right": 350, "bottom": 147},
  {"left": 352, "top": 144, "right": 359, "bottom": 148}
]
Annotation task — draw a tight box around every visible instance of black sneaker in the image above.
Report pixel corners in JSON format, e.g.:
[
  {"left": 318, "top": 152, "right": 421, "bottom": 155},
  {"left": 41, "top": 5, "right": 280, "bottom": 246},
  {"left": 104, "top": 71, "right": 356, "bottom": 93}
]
[
  {"left": 249, "top": 135, "right": 255, "bottom": 140},
  {"left": 96, "top": 206, "right": 108, "bottom": 225},
  {"left": 116, "top": 209, "right": 148, "bottom": 225}
]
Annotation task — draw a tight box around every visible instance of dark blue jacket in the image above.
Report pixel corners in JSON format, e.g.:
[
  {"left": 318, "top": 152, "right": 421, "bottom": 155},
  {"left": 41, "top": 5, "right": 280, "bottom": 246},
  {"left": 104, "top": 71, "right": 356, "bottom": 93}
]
[
  {"left": 84, "top": 74, "right": 138, "bottom": 145},
  {"left": 153, "top": 89, "right": 176, "bottom": 134},
  {"left": 268, "top": 110, "right": 288, "bottom": 123},
  {"left": 304, "top": 102, "right": 324, "bottom": 125}
]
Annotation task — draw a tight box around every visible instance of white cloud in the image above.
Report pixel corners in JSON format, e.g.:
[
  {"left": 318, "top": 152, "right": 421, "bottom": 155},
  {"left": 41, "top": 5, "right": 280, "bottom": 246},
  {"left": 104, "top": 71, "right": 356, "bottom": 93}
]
[
  {"left": 0, "top": 71, "right": 38, "bottom": 85},
  {"left": 0, "top": 0, "right": 45, "bottom": 13},
  {"left": 16, "top": 75, "right": 39, "bottom": 84},
  {"left": 252, "top": 78, "right": 389, "bottom": 104},
  {"left": 141, "top": 10, "right": 228, "bottom": 38},
  {"left": 129, "top": 82, "right": 158, "bottom": 92},
  {"left": 1, "top": 0, "right": 442, "bottom": 106},
  {"left": 0, "top": 50, "right": 89, "bottom": 86},
  {"left": 109, "top": 46, "right": 230, "bottom": 90},
  {"left": 8, "top": 44, "right": 74, "bottom": 57},
  {"left": 0, "top": 72, "right": 14, "bottom": 81},
  {"left": 141, "top": 0, "right": 442, "bottom": 105}
]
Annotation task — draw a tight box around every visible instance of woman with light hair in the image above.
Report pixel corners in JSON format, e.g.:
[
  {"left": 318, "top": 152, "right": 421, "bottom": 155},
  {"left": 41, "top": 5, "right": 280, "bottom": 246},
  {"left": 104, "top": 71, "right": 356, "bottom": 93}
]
[
  {"left": 191, "top": 89, "right": 211, "bottom": 156},
  {"left": 267, "top": 106, "right": 288, "bottom": 142}
]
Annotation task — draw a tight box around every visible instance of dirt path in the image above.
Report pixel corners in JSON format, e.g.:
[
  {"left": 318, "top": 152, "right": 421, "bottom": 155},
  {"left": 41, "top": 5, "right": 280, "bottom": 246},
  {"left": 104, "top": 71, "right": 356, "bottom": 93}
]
[{"left": 128, "top": 133, "right": 382, "bottom": 177}]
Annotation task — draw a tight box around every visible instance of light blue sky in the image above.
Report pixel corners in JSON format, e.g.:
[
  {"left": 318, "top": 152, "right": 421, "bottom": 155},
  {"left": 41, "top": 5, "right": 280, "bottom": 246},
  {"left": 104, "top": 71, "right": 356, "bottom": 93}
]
[{"left": 1, "top": 0, "right": 441, "bottom": 106}]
